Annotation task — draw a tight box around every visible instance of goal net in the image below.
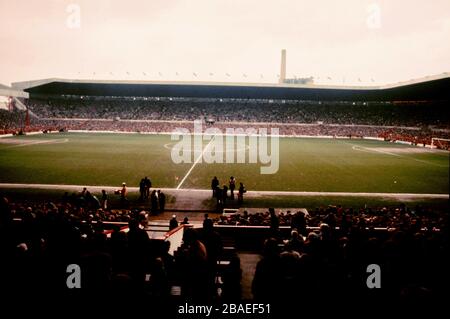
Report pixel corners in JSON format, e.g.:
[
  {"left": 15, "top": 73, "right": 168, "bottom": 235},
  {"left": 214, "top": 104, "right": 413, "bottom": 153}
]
[{"left": 431, "top": 138, "right": 450, "bottom": 151}]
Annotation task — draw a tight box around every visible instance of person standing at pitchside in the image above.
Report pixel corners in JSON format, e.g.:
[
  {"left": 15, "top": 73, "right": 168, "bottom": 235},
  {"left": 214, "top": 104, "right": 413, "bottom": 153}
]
[
  {"left": 158, "top": 190, "right": 166, "bottom": 213},
  {"left": 238, "top": 182, "right": 246, "bottom": 205},
  {"left": 101, "top": 189, "right": 108, "bottom": 210},
  {"left": 120, "top": 182, "right": 128, "bottom": 207},
  {"left": 229, "top": 176, "right": 236, "bottom": 200},
  {"left": 211, "top": 176, "right": 219, "bottom": 198}
]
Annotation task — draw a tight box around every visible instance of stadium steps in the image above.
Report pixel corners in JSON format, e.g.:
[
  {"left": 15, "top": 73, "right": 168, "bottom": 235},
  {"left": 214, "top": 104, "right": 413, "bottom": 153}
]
[{"left": 13, "top": 97, "right": 39, "bottom": 118}]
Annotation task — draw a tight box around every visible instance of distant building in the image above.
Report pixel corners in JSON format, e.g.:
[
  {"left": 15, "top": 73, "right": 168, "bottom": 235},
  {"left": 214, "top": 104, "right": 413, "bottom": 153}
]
[{"left": 278, "top": 50, "right": 314, "bottom": 85}]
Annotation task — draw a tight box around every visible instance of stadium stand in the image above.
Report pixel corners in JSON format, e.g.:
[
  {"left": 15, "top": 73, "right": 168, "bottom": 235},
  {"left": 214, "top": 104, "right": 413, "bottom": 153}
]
[
  {"left": 25, "top": 98, "right": 450, "bottom": 127},
  {"left": 0, "top": 195, "right": 447, "bottom": 307},
  {"left": 1, "top": 98, "right": 449, "bottom": 148},
  {"left": 1, "top": 75, "right": 450, "bottom": 149},
  {"left": 1, "top": 77, "right": 449, "bottom": 311}
]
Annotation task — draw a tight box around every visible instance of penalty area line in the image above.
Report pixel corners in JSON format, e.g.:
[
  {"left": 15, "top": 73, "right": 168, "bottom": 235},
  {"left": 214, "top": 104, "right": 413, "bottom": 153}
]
[
  {"left": 350, "top": 144, "right": 446, "bottom": 167},
  {"left": 1, "top": 138, "right": 69, "bottom": 149},
  {"left": 176, "top": 135, "right": 216, "bottom": 190}
]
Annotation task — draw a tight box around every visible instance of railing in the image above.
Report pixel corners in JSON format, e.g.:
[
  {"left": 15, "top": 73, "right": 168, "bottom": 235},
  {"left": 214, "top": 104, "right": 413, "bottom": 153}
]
[
  {"left": 164, "top": 224, "right": 192, "bottom": 255},
  {"left": 104, "top": 225, "right": 129, "bottom": 237}
]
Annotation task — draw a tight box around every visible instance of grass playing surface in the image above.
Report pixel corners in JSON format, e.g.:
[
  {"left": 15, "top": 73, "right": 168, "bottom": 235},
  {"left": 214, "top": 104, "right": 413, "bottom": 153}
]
[{"left": 0, "top": 132, "right": 448, "bottom": 194}]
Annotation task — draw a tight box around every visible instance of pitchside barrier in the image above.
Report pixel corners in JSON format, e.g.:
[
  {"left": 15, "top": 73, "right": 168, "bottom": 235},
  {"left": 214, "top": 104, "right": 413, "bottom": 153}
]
[{"left": 3, "top": 128, "right": 448, "bottom": 150}]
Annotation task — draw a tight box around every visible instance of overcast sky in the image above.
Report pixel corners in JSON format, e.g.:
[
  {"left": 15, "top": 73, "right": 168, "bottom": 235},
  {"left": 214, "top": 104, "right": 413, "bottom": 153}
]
[{"left": 1, "top": 0, "right": 449, "bottom": 86}]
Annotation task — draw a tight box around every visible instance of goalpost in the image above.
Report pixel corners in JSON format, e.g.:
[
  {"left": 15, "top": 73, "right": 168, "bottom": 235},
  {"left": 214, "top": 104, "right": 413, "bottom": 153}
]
[{"left": 431, "top": 138, "right": 450, "bottom": 150}]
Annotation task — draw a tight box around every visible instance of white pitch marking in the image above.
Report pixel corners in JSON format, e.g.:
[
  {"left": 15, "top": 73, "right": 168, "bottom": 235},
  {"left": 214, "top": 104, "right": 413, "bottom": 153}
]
[
  {"left": 176, "top": 135, "right": 216, "bottom": 190},
  {"left": 351, "top": 145, "right": 401, "bottom": 157},
  {"left": 0, "top": 183, "right": 447, "bottom": 199},
  {"left": 2, "top": 138, "right": 69, "bottom": 149},
  {"left": 164, "top": 141, "right": 250, "bottom": 154},
  {"left": 350, "top": 144, "right": 446, "bottom": 167}
]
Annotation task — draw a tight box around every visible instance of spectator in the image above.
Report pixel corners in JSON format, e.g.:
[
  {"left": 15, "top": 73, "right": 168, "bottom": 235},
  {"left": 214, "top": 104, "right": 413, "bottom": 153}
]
[
  {"left": 177, "top": 228, "right": 210, "bottom": 301},
  {"left": 222, "top": 184, "right": 228, "bottom": 206},
  {"left": 139, "top": 178, "right": 146, "bottom": 201},
  {"left": 62, "top": 191, "right": 70, "bottom": 204},
  {"left": 101, "top": 189, "right": 108, "bottom": 210},
  {"left": 215, "top": 186, "right": 223, "bottom": 207},
  {"left": 203, "top": 213, "right": 214, "bottom": 229},
  {"left": 238, "top": 182, "right": 246, "bottom": 205},
  {"left": 199, "top": 218, "right": 223, "bottom": 297},
  {"left": 160, "top": 241, "right": 175, "bottom": 283},
  {"left": 291, "top": 211, "right": 307, "bottom": 236},
  {"left": 144, "top": 176, "right": 152, "bottom": 199},
  {"left": 222, "top": 254, "right": 242, "bottom": 301},
  {"left": 158, "top": 190, "right": 166, "bottom": 213},
  {"left": 252, "top": 238, "right": 281, "bottom": 301},
  {"left": 284, "top": 229, "right": 304, "bottom": 253},
  {"left": 115, "top": 182, "right": 128, "bottom": 207},
  {"left": 150, "top": 190, "right": 158, "bottom": 214},
  {"left": 229, "top": 176, "right": 236, "bottom": 200},
  {"left": 211, "top": 176, "right": 219, "bottom": 198},
  {"left": 169, "top": 215, "right": 178, "bottom": 230},
  {"left": 127, "top": 218, "right": 150, "bottom": 285}
]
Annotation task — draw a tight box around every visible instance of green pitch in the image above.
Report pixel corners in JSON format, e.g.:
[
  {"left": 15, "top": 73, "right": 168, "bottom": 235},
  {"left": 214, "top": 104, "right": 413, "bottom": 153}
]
[{"left": 0, "top": 132, "right": 448, "bottom": 194}]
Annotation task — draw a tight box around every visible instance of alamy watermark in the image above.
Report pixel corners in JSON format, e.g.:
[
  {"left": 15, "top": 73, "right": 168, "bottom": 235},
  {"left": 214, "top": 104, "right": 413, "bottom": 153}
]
[
  {"left": 366, "top": 263, "right": 381, "bottom": 288},
  {"left": 366, "top": 3, "right": 381, "bottom": 29},
  {"left": 66, "top": 3, "right": 81, "bottom": 29},
  {"left": 170, "top": 120, "right": 280, "bottom": 174},
  {"left": 66, "top": 263, "right": 81, "bottom": 288}
]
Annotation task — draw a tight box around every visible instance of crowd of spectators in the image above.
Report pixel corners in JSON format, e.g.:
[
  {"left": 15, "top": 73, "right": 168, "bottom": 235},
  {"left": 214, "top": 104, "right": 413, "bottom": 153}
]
[
  {"left": 379, "top": 127, "right": 450, "bottom": 147},
  {"left": 251, "top": 220, "right": 448, "bottom": 308},
  {"left": 215, "top": 204, "right": 448, "bottom": 307},
  {"left": 216, "top": 204, "right": 445, "bottom": 231},
  {"left": 0, "top": 109, "right": 60, "bottom": 135},
  {"left": 0, "top": 109, "right": 27, "bottom": 135},
  {"left": 1, "top": 194, "right": 448, "bottom": 310},
  {"left": 10, "top": 191, "right": 137, "bottom": 223},
  {"left": 0, "top": 194, "right": 169, "bottom": 308},
  {"left": 2, "top": 98, "right": 450, "bottom": 147},
  {"left": 26, "top": 98, "right": 450, "bottom": 128},
  {"left": 0, "top": 194, "right": 228, "bottom": 305}
]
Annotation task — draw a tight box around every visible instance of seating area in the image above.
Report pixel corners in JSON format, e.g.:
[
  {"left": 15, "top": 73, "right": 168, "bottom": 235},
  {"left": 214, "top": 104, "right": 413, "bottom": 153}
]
[
  {"left": 26, "top": 98, "right": 450, "bottom": 127},
  {"left": 1, "top": 94, "right": 448, "bottom": 307},
  {"left": 1, "top": 98, "right": 449, "bottom": 148},
  {"left": 1, "top": 194, "right": 447, "bottom": 304}
]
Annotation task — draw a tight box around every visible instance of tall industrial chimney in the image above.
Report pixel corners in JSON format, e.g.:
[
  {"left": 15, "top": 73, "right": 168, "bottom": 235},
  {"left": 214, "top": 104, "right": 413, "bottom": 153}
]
[{"left": 279, "top": 49, "right": 286, "bottom": 84}]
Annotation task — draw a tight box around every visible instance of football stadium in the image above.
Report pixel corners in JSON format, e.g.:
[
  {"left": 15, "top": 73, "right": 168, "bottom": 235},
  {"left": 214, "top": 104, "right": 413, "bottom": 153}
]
[
  {"left": 1, "top": 77, "right": 450, "bottom": 195},
  {"left": 1, "top": 1, "right": 449, "bottom": 316}
]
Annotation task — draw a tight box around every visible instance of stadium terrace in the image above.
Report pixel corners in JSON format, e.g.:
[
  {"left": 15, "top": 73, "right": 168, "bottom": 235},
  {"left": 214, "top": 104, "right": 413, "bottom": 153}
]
[{"left": 1, "top": 74, "right": 449, "bottom": 314}]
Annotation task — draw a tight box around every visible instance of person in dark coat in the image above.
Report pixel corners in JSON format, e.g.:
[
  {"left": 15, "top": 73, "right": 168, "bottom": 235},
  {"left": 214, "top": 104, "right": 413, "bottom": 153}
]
[
  {"left": 150, "top": 190, "right": 158, "bottom": 214},
  {"left": 252, "top": 238, "right": 281, "bottom": 301},
  {"left": 222, "top": 185, "right": 228, "bottom": 206},
  {"left": 211, "top": 176, "right": 219, "bottom": 197},
  {"left": 222, "top": 254, "right": 242, "bottom": 301},
  {"left": 238, "top": 182, "right": 246, "bottom": 205},
  {"left": 169, "top": 215, "right": 178, "bottom": 230},
  {"left": 229, "top": 176, "right": 236, "bottom": 200},
  {"left": 144, "top": 176, "right": 152, "bottom": 199},
  {"left": 139, "top": 178, "right": 146, "bottom": 201},
  {"left": 158, "top": 190, "right": 166, "bottom": 213}
]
